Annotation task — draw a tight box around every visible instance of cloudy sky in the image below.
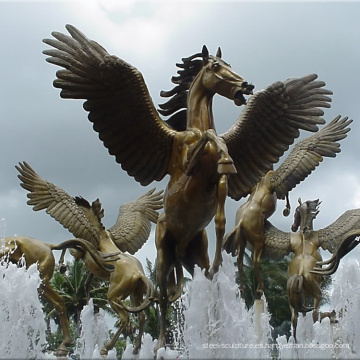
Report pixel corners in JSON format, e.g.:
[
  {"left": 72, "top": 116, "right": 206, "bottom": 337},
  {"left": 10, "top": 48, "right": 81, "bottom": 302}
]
[{"left": 1, "top": 0, "right": 360, "bottom": 269}]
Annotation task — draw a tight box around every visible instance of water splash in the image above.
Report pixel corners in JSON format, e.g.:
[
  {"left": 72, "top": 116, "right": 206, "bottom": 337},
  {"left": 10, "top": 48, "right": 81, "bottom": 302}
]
[
  {"left": 277, "top": 258, "right": 360, "bottom": 359},
  {"left": 0, "top": 261, "right": 47, "bottom": 358},
  {"left": 76, "top": 299, "right": 116, "bottom": 359},
  {"left": 122, "top": 252, "right": 272, "bottom": 359}
]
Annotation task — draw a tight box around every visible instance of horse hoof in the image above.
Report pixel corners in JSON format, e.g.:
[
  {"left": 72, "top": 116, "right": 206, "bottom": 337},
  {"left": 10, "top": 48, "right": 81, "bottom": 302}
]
[
  {"left": 55, "top": 347, "right": 68, "bottom": 357},
  {"left": 255, "top": 292, "right": 263, "bottom": 300},
  {"left": 100, "top": 347, "right": 108, "bottom": 356}
]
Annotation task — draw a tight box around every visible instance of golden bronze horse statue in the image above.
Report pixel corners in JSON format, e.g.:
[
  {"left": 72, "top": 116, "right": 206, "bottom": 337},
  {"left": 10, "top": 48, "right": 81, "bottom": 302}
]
[
  {"left": 43, "top": 24, "right": 333, "bottom": 349},
  {"left": 0, "top": 235, "right": 115, "bottom": 356},
  {"left": 16, "top": 161, "right": 163, "bottom": 355},
  {"left": 223, "top": 115, "right": 351, "bottom": 299},
  {"left": 252, "top": 198, "right": 360, "bottom": 340}
]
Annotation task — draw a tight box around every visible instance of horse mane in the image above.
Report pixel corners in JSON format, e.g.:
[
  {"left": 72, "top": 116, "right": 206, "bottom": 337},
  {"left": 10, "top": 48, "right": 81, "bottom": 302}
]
[
  {"left": 74, "top": 196, "right": 105, "bottom": 227},
  {"left": 158, "top": 51, "right": 204, "bottom": 131},
  {"left": 292, "top": 199, "right": 321, "bottom": 232}
]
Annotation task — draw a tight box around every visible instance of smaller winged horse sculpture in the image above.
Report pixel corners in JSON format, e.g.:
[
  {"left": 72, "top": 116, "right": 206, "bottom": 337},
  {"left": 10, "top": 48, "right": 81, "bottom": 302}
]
[
  {"left": 43, "top": 24, "right": 332, "bottom": 349},
  {"left": 257, "top": 198, "right": 360, "bottom": 340},
  {"left": 1, "top": 236, "right": 114, "bottom": 356},
  {"left": 223, "top": 115, "right": 352, "bottom": 298},
  {"left": 16, "top": 161, "right": 163, "bottom": 355}
]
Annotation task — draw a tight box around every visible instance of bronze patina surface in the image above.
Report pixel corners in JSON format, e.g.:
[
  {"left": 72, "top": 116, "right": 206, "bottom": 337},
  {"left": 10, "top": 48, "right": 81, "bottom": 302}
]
[
  {"left": 223, "top": 116, "right": 351, "bottom": 299},
  {"left": 43, "top": 24, "right": 336, "bottom": 348},
  {"left": 16, "top": 161, "right": 163, "bottom": 355}
]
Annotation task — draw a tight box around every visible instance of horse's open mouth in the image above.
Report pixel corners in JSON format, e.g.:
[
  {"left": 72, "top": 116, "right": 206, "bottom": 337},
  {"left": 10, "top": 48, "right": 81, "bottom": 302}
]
[{"left": 233, "top": 83, "right": 254, "bottom": 106}]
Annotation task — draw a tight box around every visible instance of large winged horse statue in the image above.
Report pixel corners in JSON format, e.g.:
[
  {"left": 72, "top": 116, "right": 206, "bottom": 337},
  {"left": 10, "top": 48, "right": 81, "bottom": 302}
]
[
  {"left": 255, "top": 199, "right": 360, "bottom": 340},
  {"left": 223, "top": 115, "right": 352, "bottom": 299},
  {"left": 43, "top": 25, "right": 332, "bottom": 349},
  {"left": 16, "top": 161, "right": 163, "bottom": 355}
]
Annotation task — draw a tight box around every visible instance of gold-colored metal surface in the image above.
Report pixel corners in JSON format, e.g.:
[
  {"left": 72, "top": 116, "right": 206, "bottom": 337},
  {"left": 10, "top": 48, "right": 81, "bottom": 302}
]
[
  {"left": 0, "top": 236, "right": 114, "bottom": 357},
  {"left": 16, "top": 161, "right": 163, "bottom": 355},
  {"left": 223, "top": 116, "right": 351, "bottom": 299},
  {"left": 241, "top": 198, "right": 360, "bottom": 339},
  {"left": 42, "top": 25, "right": 334, "bottom": 349}
]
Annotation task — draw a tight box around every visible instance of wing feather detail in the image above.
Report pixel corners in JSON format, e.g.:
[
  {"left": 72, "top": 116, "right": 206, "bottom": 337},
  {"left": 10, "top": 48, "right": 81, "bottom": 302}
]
[
  {"left": 222, "top": 74, "right": 332, "bottom": 200},
  {"left": 43, "top": 25, "right": 176, "bottom": 186},
  {"left": 271, "top": 115, "right": 352, "bottom": 199},
  {"left": 16, "top": 161, "right": 100, "bottom": 248},
  {"left": 318, "top": 209, "right": 360, "bottom": 253},
  {"left": 108, "top": 188, "right": 163, "bottom": 254},
  {"left": 262, "top": 220, "right": 292, "bottom": 260}
]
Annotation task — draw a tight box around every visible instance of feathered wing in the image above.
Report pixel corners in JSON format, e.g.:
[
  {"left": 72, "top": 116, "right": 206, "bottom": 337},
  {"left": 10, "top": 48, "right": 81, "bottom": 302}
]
[
  {"left": 318, "top": 208, "right": 360, "bottom": 253},
  {"left": 16, "top": 161, "right": 100, "bottom": 248},
  {"left": 108, "top": 188, "right": 163, "bottom": 254},
  {"left": 262, "top": 220, "right": 292, "bottom": 260},
  {"left": 271, "top": 115, "right": 352, "bottom": 199},
  {"left": 221, "top": 74, "right": 333, "bottom": 200},
  {"left": 43, "top": 24, "right": 176, "bottom": 186}
]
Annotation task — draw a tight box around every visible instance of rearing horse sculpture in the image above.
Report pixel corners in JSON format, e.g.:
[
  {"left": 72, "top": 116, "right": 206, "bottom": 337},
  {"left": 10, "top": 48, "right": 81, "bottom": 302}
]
[
  {"left": 253, "top": 198, "right": 360, "bottom": 340},
  {"left": 223, "top": 115, "right": 352, "bottom": 299},
  {"left": 16, "top": 161, "right": 163, "bottom": 355},
  {"left": 43, "top": 24, "right": 332, "bottom": 349}
]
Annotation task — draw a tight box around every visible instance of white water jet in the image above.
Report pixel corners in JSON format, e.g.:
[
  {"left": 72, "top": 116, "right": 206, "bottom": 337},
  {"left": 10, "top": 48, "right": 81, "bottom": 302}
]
[
  {"left": 76, "top": 299, "right": 117, "bottom": 359},
  {"left": 277, "top": 258, "right": 360, "bottom": 359},
  {"left": 2, "top": 243, "right": 359, "bottom": 360},
  {"left": 0, "top": 260, "right": 47, "bottom": 358},
  {"left": 122, "top": 252, "right": 273, "bottom": 359}
]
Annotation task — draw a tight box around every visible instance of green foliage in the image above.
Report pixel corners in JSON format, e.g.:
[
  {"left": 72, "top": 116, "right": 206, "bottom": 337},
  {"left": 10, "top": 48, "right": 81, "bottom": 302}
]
[{"left": 41, "top": 258, "right": 110, "bottom": 348}]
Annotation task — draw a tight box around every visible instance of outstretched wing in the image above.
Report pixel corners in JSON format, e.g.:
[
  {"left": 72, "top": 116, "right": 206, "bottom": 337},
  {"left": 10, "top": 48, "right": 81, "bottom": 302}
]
[
  {"left": 318, "top": 208, "right": 360, "bottom": 253},
  {"left": 16, "top": 161, "right": 100, "bottom": 248},
  {"left": 43, "top": 25, "right": 176, "bottom": 186},
  {"left": 221, "top": 74, "right": 332, "bottom": 200},
  {"left": 262, "top": 220, "right": 292, "bottom": 260},
  {"left": 108, "top": 188, "right": 163, "bottom": 254},
  {"left": 271, "top": 115, "right": 352, "bottom": 199}
]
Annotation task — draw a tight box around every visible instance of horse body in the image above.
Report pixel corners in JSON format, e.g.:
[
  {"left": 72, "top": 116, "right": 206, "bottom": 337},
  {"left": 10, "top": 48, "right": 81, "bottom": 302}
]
[
  {"left": 1, "top": 235, "right": 112, "bottom": 357},
  {"left": 155, "top": 48, "right": 252, "bottom": 349},
  {"left": 226, "top": 170, "right": 277, "bottom": 297},
  {"left": 287, "top": 200, "right": 323, "bottom": 340},
  {"left": 69, "top": 228, "right": 154, "bottom": 355}
]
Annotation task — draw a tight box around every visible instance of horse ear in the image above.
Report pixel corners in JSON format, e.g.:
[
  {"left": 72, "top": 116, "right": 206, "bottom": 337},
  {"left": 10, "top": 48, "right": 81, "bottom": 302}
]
[
  {"left": 216, "top": 47, "right": 222, "bottom": 58},
  {"left": 202, "top": 45, "right": 209, "bottom": 62}
]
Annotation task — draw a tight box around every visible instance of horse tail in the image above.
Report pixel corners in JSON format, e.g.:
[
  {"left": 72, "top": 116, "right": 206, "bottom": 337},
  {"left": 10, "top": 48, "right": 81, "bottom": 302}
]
[
  {"left": 223, "top": 227, "right": 238, "bottom": 256},
  {"left": 117, "top": 276, "right": 155, "bottom": 314},
  {"left": 48, "top": 238, "right": 117, "bottom": 273},
  {"left": 287, "top": 274, "right": 313, "bottom": 313}
]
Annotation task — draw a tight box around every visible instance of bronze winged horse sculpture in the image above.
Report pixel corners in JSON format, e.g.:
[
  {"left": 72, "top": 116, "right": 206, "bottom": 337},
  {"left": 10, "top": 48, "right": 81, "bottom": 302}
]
[
  {"left": 1, "top": 235, "right": 115, "bottom": 356},
  {"left": 43, "top": 24, "right": 332, "bottom": 349},
  {"left": 16, "top": 161, "right": 163, "bottom": 355},
  {"left": 223, "top": 115, "right": 352, "bottom": 299},
  {"left": 256, "top": 199, "right": 360, "bottom": 340}
]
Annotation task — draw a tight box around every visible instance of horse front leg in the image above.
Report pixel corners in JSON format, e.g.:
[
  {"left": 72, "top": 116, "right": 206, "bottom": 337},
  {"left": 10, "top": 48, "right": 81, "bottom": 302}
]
[
  {"left": 186, "top": 129, "right": 236, "bottom": 176},
  {"left": 209, "top": 174, "right": 228, "bottom": 279},
  {"left": 101, "top": 301, "right": 129, "bottom": 356},
  {"left": 155, "top": 215, "right": 172, "bottom": 351}
]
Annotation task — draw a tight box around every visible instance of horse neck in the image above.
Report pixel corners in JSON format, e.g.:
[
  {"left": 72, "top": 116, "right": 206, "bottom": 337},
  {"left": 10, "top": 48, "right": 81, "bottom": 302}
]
[
  {"left": 98, "top": 231, "right": 119, "bottom": 254},
  {"left": 186, "top": 78, "right": 215, "bottom": 131}
]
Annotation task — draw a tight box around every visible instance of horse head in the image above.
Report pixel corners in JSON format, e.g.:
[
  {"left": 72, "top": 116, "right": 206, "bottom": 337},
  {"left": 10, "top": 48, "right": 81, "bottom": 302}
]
[
  {"left": 199, "top": 45, "right": 254, "bottom": 106},
  {"left": 291, "top": 198, "right": 321, "bottom": 233}
]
